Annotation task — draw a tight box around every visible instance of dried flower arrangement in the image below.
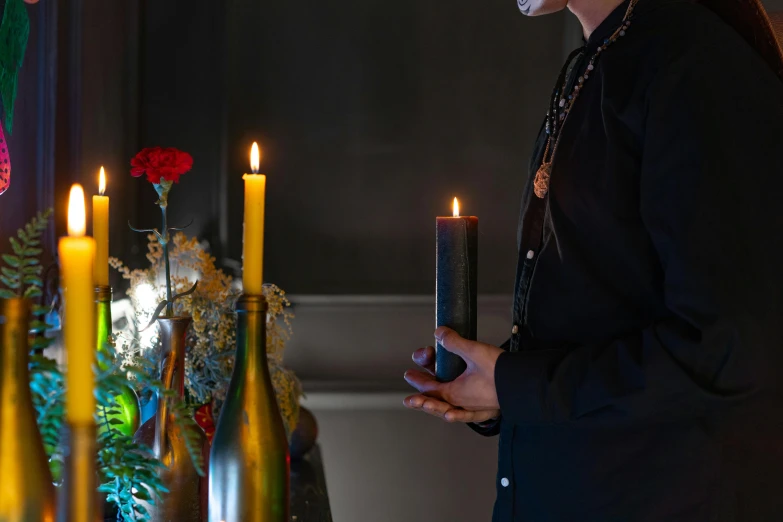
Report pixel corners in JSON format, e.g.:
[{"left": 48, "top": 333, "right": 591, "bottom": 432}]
[{"left": 110, "top": 232, "right": 302, "bottom": 435}]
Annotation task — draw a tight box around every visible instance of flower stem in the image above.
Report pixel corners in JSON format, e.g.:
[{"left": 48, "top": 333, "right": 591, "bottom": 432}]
[{"left": 160, "top": 203, "right": 173, "bottom": 317}]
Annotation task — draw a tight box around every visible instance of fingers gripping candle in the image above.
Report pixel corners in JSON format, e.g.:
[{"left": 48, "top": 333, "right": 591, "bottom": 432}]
[{"left": 435, "top": 197, "right": 478, "bottom": 382}]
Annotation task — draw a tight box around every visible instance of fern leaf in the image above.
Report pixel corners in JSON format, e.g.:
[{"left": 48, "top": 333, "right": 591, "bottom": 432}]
[
  {"left": 31, "top": 304, "right": 49, "bottom": 316},
  {"left": 0, "top": 275, "right": 19, "bottom": 289},
  {"left": 9, "top": 236, "right": 23, "bottom": 255},
  {"left": 23, "top": 286, "right": 42, "bottom": 298},
  {"left": 1, "top": 266, "right": 18, "bottom": 279},
  {"left": 22, "top": 274, "right": 42, "bottom": 286},
  {"left": 2, "top": 254, "right": 19, "bottom": 267},
  {"left": 29, "top": 319, "right": 49, "bottom": 331},
  {"left": 97, "top": 484, "right": 116, "bottom": 494},
  {"left": 30, "top": 337, "right": 53, "bottom": 351}
]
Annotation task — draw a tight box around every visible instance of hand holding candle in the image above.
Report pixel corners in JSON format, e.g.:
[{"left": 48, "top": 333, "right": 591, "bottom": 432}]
[
  {"left": 242, "top": 142, "right": 266, "bottom": 295},
  {"left": 92, "top": 166, "right": 109, "bottom": 286},
  {"left": 435, "top": 197, "right": 478, "bottom": 382},
  {"left": 59, "top": 184, "right": 96, "bottom": 424}
]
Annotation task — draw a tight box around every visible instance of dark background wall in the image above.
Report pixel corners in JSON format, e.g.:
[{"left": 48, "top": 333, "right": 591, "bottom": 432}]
[
  {"left": 1, "top": 0, "right": 57, "bottom": 264},
  {"left": 143, "top": 0, "right": 566, "bottom": 295},
  {"left": 1, "top": 0, "right": 567, "bottom": 297},
  {"left": 5, "top": 1, "right": 783, "bottom": 296}
]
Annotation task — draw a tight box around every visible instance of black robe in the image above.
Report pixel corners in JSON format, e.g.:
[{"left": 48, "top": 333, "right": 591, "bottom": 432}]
[{"left": 485, "top": 0, "right": 783, "bottom": 520}]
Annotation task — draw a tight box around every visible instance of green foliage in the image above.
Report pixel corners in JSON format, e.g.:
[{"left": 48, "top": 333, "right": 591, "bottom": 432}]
[
  {"left": 123, "top": 360, "right": 206, "bottom": 477},
  {"left": 1, "top": 210, "right": 55, "bottom": 355},
  {"left": 5, "top": 210, "right": 208, "bottom": 520},
  {"left": 0, "top": 208, "right": 51, "bottom": 300},
  {"left": 0, "top": 0, "right": 31, "bottom": 133},
  {"left": 96, "top": 346, "right": 169, "bottom": 521},
  {"left": 29, "top": 354, "right": 64, "bottom": 457},
  {"left": 27, "top": 344, "right": 180, "bottom": 522},
  {"left": 97, "top": 432, "right": 167, "bottom": 522}
]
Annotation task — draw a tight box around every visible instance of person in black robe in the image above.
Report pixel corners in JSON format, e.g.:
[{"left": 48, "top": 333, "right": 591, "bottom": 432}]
[{"left": 404, "top": 0, "right": 783, "bottom": 520}]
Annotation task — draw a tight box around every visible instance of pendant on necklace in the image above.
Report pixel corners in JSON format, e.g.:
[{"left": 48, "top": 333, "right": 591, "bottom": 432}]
[{"left": 533, "top": 163, "right": 551, "bottom": 199}]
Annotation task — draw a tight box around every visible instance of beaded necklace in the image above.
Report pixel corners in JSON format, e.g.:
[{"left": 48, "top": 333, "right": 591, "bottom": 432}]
[{"left": 533, "top": 0, "right": 639, "bottom": 199}]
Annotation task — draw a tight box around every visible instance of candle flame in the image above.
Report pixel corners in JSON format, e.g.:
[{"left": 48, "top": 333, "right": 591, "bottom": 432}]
[
  {"left": 453, "top": 197, "right": 460, "bottom": 218},
  {"left": 68, "top": 184, "right": 86, "bottom": 237},
  {"left": 250, "top": 142, "right": 261, "bottom": 174},
  {"left": 99, "top": 166, "right": 106, "bottom": 196}
]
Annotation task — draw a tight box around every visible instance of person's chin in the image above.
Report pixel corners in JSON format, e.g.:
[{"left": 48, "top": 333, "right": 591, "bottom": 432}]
[{"left": 517, "top": 0, "right": 568, "bottom": 16}]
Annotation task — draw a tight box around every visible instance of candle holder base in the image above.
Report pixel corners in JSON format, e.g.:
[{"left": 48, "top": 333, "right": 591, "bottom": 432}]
[{"left": 58, "top": 422, "right": 98, "bottom": 522}]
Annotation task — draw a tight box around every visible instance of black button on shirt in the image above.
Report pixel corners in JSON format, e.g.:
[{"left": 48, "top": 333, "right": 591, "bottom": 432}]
[{"left": 487, "top": 1, "right": 783, "bottom": 520}]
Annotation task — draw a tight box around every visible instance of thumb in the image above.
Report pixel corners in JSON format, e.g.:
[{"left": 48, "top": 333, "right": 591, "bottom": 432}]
[{"left": 434, "top": 326, "right": 477, "bottom": 360}]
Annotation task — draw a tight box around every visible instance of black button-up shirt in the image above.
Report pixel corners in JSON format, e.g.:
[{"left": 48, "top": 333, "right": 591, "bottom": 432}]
[{"left": 487, "top": 1, "right": 783, "bottom": 520}]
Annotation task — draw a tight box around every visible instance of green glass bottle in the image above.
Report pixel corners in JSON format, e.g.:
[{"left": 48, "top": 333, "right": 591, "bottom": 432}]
[
  {"left": 95, "top": 285, "right": 140, "bottom": 436},
  {"left": 209, "top": 294, "right": 290, "bottom": 522}
]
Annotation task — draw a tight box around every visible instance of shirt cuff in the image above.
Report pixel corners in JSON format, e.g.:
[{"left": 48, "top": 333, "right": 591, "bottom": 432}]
[
  {"left": 494, "top": 349, "right": 564, "bottom": 425},
  {"left": 468, "top": 417, "right": 501, "bottom": 437}
]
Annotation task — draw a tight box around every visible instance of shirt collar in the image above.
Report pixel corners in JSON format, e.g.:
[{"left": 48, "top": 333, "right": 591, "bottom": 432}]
[{"left": 585, "top": 0, "right": 632, "bottom": 52}]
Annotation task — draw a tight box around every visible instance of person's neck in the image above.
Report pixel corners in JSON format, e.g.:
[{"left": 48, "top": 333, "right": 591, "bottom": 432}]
[{"left": 568, "top": 0, "right": 626, "bottom": 39}]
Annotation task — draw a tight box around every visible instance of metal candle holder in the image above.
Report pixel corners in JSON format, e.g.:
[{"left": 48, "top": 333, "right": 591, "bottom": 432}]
[
  {"left": 209, "top": 293, "right": 290, "bottom": 522},
  {"left": 63, "top": 422, "right": 97, "bottom": 522}
]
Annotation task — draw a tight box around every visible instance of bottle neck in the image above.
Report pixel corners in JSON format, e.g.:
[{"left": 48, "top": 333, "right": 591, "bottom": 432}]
[
  {"left": 154, "top": 315, "right": 192, "bottom": 458},
  {"left": 235, "top": 306, "right": 270, "bottom": 377},
  {"left": 158, "top": 316, "right": 191, "bottom": 399},
  {"left": 94, "top": 286, "right": 113, "bottom": 370},
  {"left": 0, "top": 298, "right": 32, "bottom": 394}
]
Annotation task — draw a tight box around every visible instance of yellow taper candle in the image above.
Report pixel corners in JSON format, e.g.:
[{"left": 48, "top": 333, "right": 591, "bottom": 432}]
[
  {"left": 242, "top": 142, "right": 266, "bottom": 295},
  {"left": 59, "top": 184, "right": 96, "bottom": 424},
  {"left": 92, "top": 166, "right": 109, "bottom": 286}
]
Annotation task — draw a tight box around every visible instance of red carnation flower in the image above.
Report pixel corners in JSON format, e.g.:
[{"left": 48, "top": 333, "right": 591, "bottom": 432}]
[{"left": 131, "top": 146, "right": 193, "bottom": 184}]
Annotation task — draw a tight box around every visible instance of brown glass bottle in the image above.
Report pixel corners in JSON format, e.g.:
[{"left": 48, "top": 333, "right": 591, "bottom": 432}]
[
  {"left": 209, "top": 295, "right": 289, "bottom": 522},
  {"left": 0, "top": 297, "right": 56, "bottom": 521}
]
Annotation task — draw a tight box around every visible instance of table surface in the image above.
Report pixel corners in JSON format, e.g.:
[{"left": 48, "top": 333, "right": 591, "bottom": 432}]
[
  {"left": 291, "top": 445, "right": 333, "bottom": 522},
  {"left": 101, "top": 445, "right": 333, "bottom": 521}
]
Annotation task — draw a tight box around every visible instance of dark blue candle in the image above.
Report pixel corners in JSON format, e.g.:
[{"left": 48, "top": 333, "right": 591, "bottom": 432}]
[{"left": 435, "top": 198, "right": 478, "bottom": 382}]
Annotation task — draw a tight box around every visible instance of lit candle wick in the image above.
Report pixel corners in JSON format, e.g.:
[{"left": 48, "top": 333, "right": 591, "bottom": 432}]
[
  {"left": 99, "top": 166, "right": 106, "bottom": 196},
  {"left": 250, "top": 142, "right": 261, "bottom": 174},
  {"left": 68, "top": 184, "right": 86, "bottom": 237},
  {"left": 453, "top": 197, "right": 460, "bottom": 218}
]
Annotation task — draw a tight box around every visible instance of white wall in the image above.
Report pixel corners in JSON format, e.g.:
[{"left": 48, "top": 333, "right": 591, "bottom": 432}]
[
  {"left": 311, "top": 406, "right": 499, "bottom": 522},
  {"left": 287, "top": 295, "right": 512, "bottom": 522}
]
